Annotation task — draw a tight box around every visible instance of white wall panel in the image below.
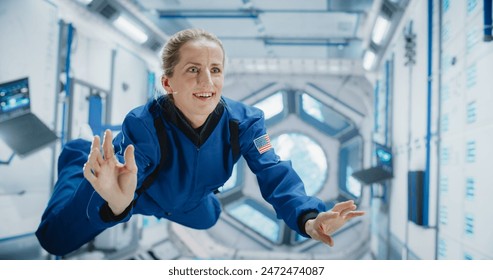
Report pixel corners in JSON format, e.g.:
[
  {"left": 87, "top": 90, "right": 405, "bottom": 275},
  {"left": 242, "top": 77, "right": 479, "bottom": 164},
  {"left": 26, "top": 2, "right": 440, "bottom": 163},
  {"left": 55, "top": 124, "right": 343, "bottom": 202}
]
[
  {"left": 462, "top": 244, "right": 492, "bottom": 260},
  {"left": 0, "top": 0, "right": 58, "bottom": 240},
  {"left": 71, "top": 34, "right": 113, "bottom": 91},
  {"left": 438, "top": 164, "right": 465, "bottom": 240},
  {"left": 441, "top": 0, "right": 466, "bottom": 42},
  {"left": 407, "top": 221, "right": 436, "bottom": 259},
  {"left": 391, "top": 33, "right": 410, "bottom": 147},
  {"left": 438, "top": 0, "right": 493, "bottom": 259},
  {"left": 389, "top": 148, "right": 408, "bottom": 242},
  {"left": 381, "top": 0, "right": 440, "bottom": 259},
  {"left": 462, "top": 126, "right": 493, "bottom": 255},
  {"left": 110, "top": 47, "right": 148, "bottom": 125},
  {"left": 463, "top": 11, "right": 491, "bottom": 65},
  {"left": 437, "top": 233, "right": 461, "bottom": 259}
]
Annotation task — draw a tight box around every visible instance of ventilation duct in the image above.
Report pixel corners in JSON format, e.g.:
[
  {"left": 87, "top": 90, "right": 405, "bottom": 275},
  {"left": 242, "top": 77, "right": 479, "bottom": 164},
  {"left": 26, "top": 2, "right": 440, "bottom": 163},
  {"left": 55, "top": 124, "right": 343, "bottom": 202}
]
[{"left": 88, "top": 0, "right": 120, "bottom": 21}]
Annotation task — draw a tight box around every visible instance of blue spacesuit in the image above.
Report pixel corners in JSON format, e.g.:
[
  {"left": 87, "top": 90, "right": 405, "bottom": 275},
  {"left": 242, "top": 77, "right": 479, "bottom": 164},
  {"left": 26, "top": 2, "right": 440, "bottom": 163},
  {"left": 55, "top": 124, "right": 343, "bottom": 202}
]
[{"left": 36, "top": 96, "right": 326, "bottom": 256}]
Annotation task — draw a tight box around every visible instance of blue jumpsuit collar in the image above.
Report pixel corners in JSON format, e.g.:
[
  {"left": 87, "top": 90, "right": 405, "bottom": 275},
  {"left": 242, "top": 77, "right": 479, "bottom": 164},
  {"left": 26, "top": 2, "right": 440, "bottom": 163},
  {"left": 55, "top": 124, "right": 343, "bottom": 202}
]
[{"left": 156, "top": 95, "right": 225, "bottom": 147}]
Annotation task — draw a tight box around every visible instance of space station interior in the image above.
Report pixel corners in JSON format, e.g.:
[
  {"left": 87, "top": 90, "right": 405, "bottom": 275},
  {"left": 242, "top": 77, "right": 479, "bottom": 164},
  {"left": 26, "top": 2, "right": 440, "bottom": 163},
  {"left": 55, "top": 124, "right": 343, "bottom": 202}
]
[{"left": 1, "top": 0, "right": 493, "bottom": 260}]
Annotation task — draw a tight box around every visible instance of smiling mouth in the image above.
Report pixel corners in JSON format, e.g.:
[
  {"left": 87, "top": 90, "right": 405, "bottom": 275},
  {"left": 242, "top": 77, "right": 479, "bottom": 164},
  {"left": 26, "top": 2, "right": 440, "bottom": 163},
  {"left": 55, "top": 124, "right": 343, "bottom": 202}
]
[{"left": 193, "top": 92, "right": 215, "bottom": 100}]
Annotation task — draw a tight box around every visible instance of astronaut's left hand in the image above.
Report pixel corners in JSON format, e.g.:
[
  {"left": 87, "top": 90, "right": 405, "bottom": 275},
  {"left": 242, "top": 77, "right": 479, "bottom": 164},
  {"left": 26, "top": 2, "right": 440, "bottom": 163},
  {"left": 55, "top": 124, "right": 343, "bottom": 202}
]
[{"left": 305, "top": 200, "right": 365, "bottom": 247}]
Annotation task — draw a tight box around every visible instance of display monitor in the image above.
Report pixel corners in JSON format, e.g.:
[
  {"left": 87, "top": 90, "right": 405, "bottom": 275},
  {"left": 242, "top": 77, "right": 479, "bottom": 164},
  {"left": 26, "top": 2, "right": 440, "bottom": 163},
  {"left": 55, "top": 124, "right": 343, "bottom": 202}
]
[
  {"left": 351, "top": 143, "right": 393, "bottom": 185},
  {"left": 0, "top": 77, "right": 57, "bottom": 156}
]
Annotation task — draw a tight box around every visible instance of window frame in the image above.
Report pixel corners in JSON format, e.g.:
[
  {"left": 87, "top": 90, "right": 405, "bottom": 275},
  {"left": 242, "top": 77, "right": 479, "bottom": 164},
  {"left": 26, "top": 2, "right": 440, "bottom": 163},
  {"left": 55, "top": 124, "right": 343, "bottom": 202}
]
[
  {"left": 297, "top": 92, "right": 355, "bottom": 137},
  {"left": 252, "top": 90, "right": 288, "bottom": 127},
  {"left": 225, "top": 198, "right": 283, "bottom": 245},
  {"left": 338, "top": 135, "right": 364, "bottom": 201}
]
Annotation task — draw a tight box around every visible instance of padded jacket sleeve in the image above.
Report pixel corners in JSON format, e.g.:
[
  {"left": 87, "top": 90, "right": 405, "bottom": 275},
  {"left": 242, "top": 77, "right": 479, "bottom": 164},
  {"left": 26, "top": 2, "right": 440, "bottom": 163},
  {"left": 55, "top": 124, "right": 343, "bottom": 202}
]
[
  {"left": 35, "top": 139, "right": 129, "bottom": 256},
  {"left": 237, "top": 106, "right": 327, "bottom": 237},
  {"left": 35, "top": 106, "right": 159, "bottom": 256}
]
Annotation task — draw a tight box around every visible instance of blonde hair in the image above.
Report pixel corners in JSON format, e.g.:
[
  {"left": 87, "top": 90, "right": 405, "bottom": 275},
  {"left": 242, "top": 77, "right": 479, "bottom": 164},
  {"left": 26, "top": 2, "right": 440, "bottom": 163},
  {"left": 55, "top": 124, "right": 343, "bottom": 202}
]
[{"left": 161, "top": 28, "right": 225, "bottom": 77}]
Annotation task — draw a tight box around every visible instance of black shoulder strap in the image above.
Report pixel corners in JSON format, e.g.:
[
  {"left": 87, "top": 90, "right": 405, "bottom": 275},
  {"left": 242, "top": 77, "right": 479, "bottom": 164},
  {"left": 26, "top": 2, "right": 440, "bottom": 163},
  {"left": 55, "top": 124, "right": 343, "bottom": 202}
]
[
  {"left": 135, "top": 114, "right": 168, "bottom": 198},
  {"left": 229, "top": 119, "right": 240, "bottom": 162},
  {"left": 134, "top": 111, "right": 240, "bottom": 201}
]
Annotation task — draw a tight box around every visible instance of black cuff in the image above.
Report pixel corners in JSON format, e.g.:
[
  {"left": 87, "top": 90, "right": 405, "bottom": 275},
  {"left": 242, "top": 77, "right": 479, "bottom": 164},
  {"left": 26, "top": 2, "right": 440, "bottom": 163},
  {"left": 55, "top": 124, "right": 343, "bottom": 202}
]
[
  {"left": 99, "top": 202, "right": 133, "bottom": 223},
  {"left": 297, "top": 211, "right": 319, "bottom": 236}
]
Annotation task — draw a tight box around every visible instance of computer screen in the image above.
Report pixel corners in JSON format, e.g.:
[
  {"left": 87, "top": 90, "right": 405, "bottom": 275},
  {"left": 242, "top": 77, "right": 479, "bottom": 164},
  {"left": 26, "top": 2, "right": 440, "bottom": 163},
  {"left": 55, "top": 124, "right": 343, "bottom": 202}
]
[
  {"left": 375, "top": 143, "right": 393, "bottom": 173},
  {"left": 0, "top": 77, "right": 58, "bottom": 156},
  {"left": 0, "top": 77, "right": 30, "bottom": 121},
  {"left": 351, "top": 143, "right": 393, "bottom": 185}
]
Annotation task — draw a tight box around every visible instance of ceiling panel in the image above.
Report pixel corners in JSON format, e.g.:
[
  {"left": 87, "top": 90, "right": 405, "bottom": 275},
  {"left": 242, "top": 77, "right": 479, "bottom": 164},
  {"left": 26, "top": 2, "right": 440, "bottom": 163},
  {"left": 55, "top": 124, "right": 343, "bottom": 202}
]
[
  {"left": 222, "top": 39, "right": 268, "bottom": 58},
  {"left": 326, "top": 40, "right": 364, "bottom": 59},
  {"left": 268, "top": 45, "right": 328, "bottom": 59},
  {"left": 126, "top": 0, "right": 390, "bottom": 72},
  {"left": 250, "top": 0, "right": 328, "bottom": 11},
  {"left": 74, "top": 0, "right": 414, "bottom": 75},
  {"left": 329, "top": 0, "right": 374, "bottom": 12},
  {"left": 136, "top": 0, "right": 245, "bottom": 11},
  {"left": 260, "top": 13, "right": 359, "bottom": 38},
  {"left": 186, "top": 18, "right": 259, "bottom": 37}
]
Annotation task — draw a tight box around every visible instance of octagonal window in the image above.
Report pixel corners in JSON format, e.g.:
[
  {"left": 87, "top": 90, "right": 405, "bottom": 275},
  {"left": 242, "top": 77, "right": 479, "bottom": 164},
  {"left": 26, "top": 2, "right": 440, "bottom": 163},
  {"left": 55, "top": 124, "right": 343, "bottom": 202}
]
[
  {"left": 271, "top": 133, "right": 327, "bottom": 196},
  {"left": 253, "top": 90, "right": 286, "bottom": 125},
  {"left": 226, "top": 198, "right": 281, "bottom": 243},
  {"left": 300, "top": 93, "right": 353, "bottom": 137}
]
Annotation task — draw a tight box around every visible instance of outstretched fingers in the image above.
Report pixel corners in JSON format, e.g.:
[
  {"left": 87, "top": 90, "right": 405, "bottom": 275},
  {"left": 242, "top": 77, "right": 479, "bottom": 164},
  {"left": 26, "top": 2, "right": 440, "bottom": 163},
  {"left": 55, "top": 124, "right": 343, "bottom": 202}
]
[
  {"left": 102, "top": 129, "right": 115, "bottom": 161},
  {"left": 83, "top": 162, "right": 96, "bottom": 185},
  {"left": 123, "top": 144, "right": 137, "bottom": 173},
  {"left": 91, "top": 134, "right": 100, "bottom": 150},
  {"left": 345, "top": 211, "right": 366, "bottom": 220},
  {"left": 86, "top": 151, "right": 101, "bottom": 174},
  {"left": 314, "top": 211, "right": 340, "bottom": 224},
  {"left": 331, "top": 200, "right": 355, "bottom": 213},
  {"left": 85, "top": 135, "right": 104, "bottom": 176},
  {"left": 90, "top": 135, "right": 104, "bottom": 165},
  {"left": 339, "top": 205, "right": 357, "bottom": 216}
]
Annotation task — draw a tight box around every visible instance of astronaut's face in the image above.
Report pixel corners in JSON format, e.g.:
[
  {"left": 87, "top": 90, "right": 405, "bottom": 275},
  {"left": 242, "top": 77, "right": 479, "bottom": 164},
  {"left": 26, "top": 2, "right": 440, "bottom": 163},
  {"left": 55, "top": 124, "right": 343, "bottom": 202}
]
[{"left": 162, "top": 39, "right": 224, "bottom": 128}]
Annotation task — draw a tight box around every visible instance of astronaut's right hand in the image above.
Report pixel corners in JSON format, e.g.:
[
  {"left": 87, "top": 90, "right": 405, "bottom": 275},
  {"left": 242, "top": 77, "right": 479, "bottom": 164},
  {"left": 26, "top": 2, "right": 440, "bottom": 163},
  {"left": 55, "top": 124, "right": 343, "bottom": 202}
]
[
  {"left": 83, "top": 129, "right": 138, "bottom": 216},
  {"left": 305, "top": 200, "right": 365, "bottom": 247}
]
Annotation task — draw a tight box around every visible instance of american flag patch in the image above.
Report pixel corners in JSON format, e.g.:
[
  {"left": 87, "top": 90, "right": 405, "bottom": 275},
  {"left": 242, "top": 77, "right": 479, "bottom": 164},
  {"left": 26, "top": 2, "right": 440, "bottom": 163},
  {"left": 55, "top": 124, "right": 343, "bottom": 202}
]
[{"left": 253, "top": 134, "right": 272, "bottom": 154}]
